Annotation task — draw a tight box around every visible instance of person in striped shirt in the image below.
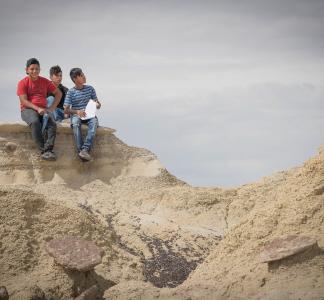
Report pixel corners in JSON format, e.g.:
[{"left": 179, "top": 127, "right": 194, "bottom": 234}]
[{"left": 64, "top": 68, "right": 101, "bottom": 161}]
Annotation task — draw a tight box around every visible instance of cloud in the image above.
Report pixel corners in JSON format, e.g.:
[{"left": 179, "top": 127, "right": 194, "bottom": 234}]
[{"left": 105, "top": 82, "right": 324, "bottom": 186}]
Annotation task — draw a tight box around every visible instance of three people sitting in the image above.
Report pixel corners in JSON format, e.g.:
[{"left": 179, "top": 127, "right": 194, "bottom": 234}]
[{"left": 17, "top": 58, "right": 102, "bottom": 162}]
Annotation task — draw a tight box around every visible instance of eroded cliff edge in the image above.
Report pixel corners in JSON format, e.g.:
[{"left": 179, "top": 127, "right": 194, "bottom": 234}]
[{"left": 0, "top": 122, "right": 167, "bottom": 187}]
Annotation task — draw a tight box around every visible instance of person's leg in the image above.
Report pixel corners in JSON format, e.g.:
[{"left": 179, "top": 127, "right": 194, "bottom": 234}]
[
  {"left": 44, "top": 115, "right": 57, "bottom": 152},
  {"left": 47, "top": 96, "right": 58, "bottom": 121},
  {"left": 82, "top": 117, "right": 98, "bottom": 151},
  {"left": 47, "top": 96, "right": 54, "bottom": 106},
  {"left": 21, "top": 109, "right": 44, "bottom": 152},
  {"left": 55, "top": 108, "right": 65, "bottom": 122},
  {"left": 71, "top": 114, "right": 83, "bottom": 152}
]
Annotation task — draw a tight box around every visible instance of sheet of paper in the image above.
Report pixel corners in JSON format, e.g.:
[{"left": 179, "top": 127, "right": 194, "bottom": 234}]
[{"left": 81, "top": 100, "right": 97, "bottom": 120}]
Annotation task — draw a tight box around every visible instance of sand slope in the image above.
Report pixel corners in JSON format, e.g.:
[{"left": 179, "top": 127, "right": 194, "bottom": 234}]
[{"left": 0, "top": 123, "right": 323, "bottom": 300}]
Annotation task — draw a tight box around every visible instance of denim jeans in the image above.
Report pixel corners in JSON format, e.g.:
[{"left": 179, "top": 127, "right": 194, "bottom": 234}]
[
  {"left": 21, "top": 108, "right": 57, "bottom": 152},
  {"left": 71, "top": 115, "right": 98, "bottom": 152},
  {"left": 47, "top": 96, "right": 65, "bottom": 122}
]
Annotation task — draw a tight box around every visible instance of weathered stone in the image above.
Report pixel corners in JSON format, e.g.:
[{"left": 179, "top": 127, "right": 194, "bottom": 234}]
[
  {"left": 46, "top": 236, "right": 104, "bottom": 272},
  {"left": 260, "top": 235, "right": 318, "bottom": 263},
  {"left": 0, "top": 286, "right": 9, "bottom": 300},
  {"left": 4, "top": 142, "right": 17, "bottom": 152},
  {"left": 74, "top": 285, "right": 99, "bottom": 300},
  {"left": 29, "top": 285, "right": 45, "bottom": 300}
]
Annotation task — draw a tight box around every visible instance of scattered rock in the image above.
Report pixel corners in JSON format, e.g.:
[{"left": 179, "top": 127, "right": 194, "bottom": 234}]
[
  {"left": 260, "top": 235, "right": 318, "bottom": 263},
  {"left": 141, "top": 236, "right": 202, "bottom": 288},
  {"left": 313, "top": 185, "right": 324, "bottom": 195},
  {"left": 0, "top": 286, "right": 9, "bottom": 300},
  {"left": 29, "top": 285, "right": 45, "bottom": 300},
  {"left": 46, "top": 236, "right": 104, "bottom": 272},
  {"left": 74, "top": 285, "right": 98, "bottom": 300},
  {"left": 259, "top": 277, "right": 266, "bottom": 287},
  {"left": 4, "top": 142, "right": 17, "bottom": 152}
]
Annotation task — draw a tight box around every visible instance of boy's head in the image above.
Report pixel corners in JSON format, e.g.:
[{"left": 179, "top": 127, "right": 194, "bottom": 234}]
[
  {"left": 50, "top": 65, "right": 63, "bottom": 86},
  {"left": 25, "top": 58, "right": 40, "bottom": 79},
  {"left": 70, "top": 67, "right": 86, "bottom": 85}
]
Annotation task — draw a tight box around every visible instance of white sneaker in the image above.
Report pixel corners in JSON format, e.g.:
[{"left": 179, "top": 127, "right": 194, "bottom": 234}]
[
  {"left": 78, "top": 149, "right": 92, "bottom": 161},
  {"left": 41, "top": 150, "right": 56, "bottom": 161}
]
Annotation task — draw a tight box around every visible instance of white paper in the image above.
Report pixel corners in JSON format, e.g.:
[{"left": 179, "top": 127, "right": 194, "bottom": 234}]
[{"left": 81, "top": 100, "right": 97, "bottom": 120}]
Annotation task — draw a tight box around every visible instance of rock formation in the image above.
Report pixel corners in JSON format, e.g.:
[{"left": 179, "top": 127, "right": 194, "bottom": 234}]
[
  {"left": 0, "top": 122, "right": 323, "bottom": 300},
  {"left": 260, "top": 234, "right": 318, "bottom": 263},
  {"left": 46, "top": 236, "right": 104, "bottom": 271}
]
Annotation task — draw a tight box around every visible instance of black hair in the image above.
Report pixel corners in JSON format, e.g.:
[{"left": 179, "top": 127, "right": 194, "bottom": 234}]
[
  {"left": 70, "top": 68, "right": 83, "bottom": 83},
  {"left": 26, "top": 58, "right": 40, "bottom": 68},
  {"left": 50, "top": 65, "right": 62, "bottom": 77}
]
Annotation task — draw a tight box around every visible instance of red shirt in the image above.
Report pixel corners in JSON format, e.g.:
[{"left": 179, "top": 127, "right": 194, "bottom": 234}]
[{"left": 17, "top": 76, "right": 56, "bottom": 111}]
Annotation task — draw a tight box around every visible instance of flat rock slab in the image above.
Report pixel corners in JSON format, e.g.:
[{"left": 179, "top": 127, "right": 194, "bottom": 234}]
[
  {"left": 46, "top": 236, "right": 104, "bottom": 272},
  {"left": 260, "top": 235, "right": 317, "bottom": 263}
]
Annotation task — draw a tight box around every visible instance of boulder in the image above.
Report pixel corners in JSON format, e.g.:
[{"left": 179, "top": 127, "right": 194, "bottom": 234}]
[
  {"left": 260, "top": 234, "right": 318, "bottom": 263},
  {"left": 46, "top": 236, "right": 104, "bottom": 272},
  {"left": 4, "top": 142, "right": 17, "bottom": 152},
  {"left": 0, "top": 286, "right": 9, "bottom": 300}
]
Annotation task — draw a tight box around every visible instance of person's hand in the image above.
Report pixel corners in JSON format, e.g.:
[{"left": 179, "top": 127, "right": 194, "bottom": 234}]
[
  {"left": 77, "top": 110, "right": 86, "bottom": 118},
  {"left": 37, "top": 107, "right": 46, "bottom": 115},
  {"left": 47, "top": 106, "right": 54, "bottom": 113}
]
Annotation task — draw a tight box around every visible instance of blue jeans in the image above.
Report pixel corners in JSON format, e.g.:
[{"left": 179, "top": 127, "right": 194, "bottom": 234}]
[
  {"left": 47, "top": 96, "right": 65, "bottom": 122},
  {"left": 71, "top": 115, "right": 98, "bottom": 152}
]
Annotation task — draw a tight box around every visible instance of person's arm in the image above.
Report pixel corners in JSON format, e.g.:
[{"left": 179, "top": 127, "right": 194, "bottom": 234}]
[
  {"left": 47, "top": 88, "right": 62, "bottom": 112},
  {"left": 91, "top": 86, "right": 101, "bottom": 109},
  {"left": 95, "top": 99, "right": 101, "bottom": 109},
  {"left": 19, "top": 94, "right": 46, "bottom": 115},
  {"left": 63, "top": 89, "right": 86, "bottom": 117},
  {"left": 64, "top": 105, "right": 86, "bottom": 118}
]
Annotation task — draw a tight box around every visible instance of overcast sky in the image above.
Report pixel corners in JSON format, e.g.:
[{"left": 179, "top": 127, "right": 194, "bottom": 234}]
[{"left": 1, "top": 0, "right": 324, "bottom": 187}]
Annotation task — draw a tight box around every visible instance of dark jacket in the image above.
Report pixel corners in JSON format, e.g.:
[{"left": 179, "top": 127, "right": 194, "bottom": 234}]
[{"left": 48, "top": 84, "right": 68, "bottom": 109}]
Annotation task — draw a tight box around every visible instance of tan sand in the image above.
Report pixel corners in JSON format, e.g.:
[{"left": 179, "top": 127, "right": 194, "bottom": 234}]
[{"left": 0, "top": 123, "right": 323, "bottom": 299}]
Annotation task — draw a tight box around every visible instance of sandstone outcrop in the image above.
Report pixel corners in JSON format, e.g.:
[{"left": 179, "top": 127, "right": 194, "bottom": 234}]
[{"left": 0, "top": 122, "right": 323, "bottom": 300}]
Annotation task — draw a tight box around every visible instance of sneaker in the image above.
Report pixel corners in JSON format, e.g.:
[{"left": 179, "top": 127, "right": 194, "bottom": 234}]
[
  {"left": 41, "top": 150, "right": 56, "bottom": 161},
  {"left": 78, "top": 149, "right": 92, "bottom": 161}
]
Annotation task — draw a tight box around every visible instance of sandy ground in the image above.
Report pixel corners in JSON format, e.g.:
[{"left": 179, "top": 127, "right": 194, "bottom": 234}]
[{"left": 0, "top": 123, "right": 323, "bottom": 300}]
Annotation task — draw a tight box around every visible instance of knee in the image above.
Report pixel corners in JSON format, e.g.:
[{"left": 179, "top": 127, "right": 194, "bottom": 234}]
[
  {"left": 89, "top": 118, "right": 98, "bottom": 132},
  {"left": 71, "top": 116, "right": 81, "bottom": 128},
  {"left": 30, "top": 118, "right": 41, "bottom": 128},
  {"left": 47, "top": 96, "right": 55, "bottom": 108},
  {"left": 48, "top": 118, "right": 57, "bottom": 129},
  {"left": 90, "top": 117, "right": 98, "bottom": 126}
]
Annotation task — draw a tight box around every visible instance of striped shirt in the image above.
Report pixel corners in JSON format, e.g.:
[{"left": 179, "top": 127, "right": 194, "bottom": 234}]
[{"left": 64, "top": 85, "right": 98, "bottom": 110}]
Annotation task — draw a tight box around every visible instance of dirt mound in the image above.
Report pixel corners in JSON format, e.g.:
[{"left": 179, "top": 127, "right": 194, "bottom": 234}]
[
  {"left": 0, "top": 123, "right": 323, "bottom": 299},
  {"left": 0, "top": 186, "right": 115, "bottom": 299}
]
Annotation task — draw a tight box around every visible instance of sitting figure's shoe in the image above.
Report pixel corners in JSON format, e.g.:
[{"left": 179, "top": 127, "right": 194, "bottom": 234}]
[
  {"left": 78, "top": 149, "right": 92, "bottom": 161},
  {"left": 41, "top": 150, "right": 56, "bottom": 161}
]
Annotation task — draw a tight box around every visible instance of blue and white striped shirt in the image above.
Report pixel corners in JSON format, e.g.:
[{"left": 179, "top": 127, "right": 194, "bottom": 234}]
[{"left": 64, "top": 85, "right": 98, "bottom": 110}]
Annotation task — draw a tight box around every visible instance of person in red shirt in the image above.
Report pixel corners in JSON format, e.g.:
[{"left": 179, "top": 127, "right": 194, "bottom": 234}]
[{"left": 17, "top": 58, "right": 62, "bottom": 160}]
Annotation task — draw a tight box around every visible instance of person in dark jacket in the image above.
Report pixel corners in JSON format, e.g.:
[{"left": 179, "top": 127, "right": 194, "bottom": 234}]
[{"left": 47, "top": 65, "right": 69, "bottom": 122}]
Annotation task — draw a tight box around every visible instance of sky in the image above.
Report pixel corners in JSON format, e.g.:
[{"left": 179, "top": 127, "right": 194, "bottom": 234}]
[{"left": 1, "top": 0, "right": 324, "bottom": 187}]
